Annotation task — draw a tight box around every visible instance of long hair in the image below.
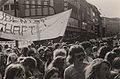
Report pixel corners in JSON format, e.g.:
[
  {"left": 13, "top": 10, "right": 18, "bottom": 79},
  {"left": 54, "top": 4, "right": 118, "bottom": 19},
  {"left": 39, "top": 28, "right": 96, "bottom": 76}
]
[{"left": 85, "top": 58, "right": 111, "bottom": 79}]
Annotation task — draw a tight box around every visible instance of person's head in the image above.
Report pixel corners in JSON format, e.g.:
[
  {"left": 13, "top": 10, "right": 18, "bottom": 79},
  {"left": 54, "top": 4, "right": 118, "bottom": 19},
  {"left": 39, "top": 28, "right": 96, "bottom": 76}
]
[
  {"left": 68, "top": 45, "right": 86, "bottom": 64},
  {"left": 44, "top": 47, "right": 53, "bottom": 60},
  {"left": 112, "top": 57, "right": 120, "bottom": 70},
  {"left": 75, "top": 41, "right": 80, "bottom": 45},
  {"left": 44, "top": 67, "right": 60, "bottom": 79},
  {"left": 37, "top": 47, "right": 44, "bottom": 56},
  {"left": 51, "top": 56, "right": 66, "bottom": 78},
  {"left": 4, "top": 44, "right": 9, "bottom": 49},
  {"left": 62, "top": 46, "right": 69, "bottom": 56},
  {"left": 92, "top": 46, "right": 98, "bottom": 53},
  {"left": 6, "top": 53, "right": 18, "bottom": 65},
  {"left": 45, "top": 47, "right": 52, "bottom": 56},
  {"left": 47, "top": 42, "right": 53, "bottom": 46},
  {"left": 85, "top": 58, "right": 111, "bottom": 79},
  {"left": 28, "top": 48, "right": 36, "bottom": 57},
  {"left": 104, "top": 51, "right": 117, "bottom": 66},
  {"left": 5, "top": 48, "right": 12, "bottom": 55},
  {"left": 53, "top": 49, "right": 67, "bottom": 59},
  {"left": 52, "top": 56, "right": 66, "bottom": 70},
  {"left": 21, "top": 47, "right": 29, "bottom": 57},
  {"left": 97, "top": 46, "right": 111, "bottom": 59},
  {"left": 21, "top": 57, "right": 37, "bottom": 71},
  {"left": 54, "top": 43, "right": 60, "bottom": 50},
  {"left": 112, "top": 47, "right": 120, "bottom": 57},
  {"left": 80, "top": 41, "right": 92, "bottom": 55},
  {"left": 4, "top": 64, "right": 25, "bottom": 79},
  {"left": 31, "top": 43, "right": 35, "bottom": 48}
]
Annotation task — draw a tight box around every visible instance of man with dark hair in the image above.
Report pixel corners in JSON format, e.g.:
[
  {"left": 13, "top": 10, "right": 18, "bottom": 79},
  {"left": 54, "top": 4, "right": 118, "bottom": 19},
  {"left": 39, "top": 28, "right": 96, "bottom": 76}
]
[
  {"left": 64, "top": 45, "right": 87, "bottom": 79},
  {"left": 28, "top": 48, "right": 45, "bottom": 75},
  {"left": 21, "top": 47, "right": 29, "bottom": 57},
  {"left": 20, "top": 57, "right": 37, "bottom": 79}
]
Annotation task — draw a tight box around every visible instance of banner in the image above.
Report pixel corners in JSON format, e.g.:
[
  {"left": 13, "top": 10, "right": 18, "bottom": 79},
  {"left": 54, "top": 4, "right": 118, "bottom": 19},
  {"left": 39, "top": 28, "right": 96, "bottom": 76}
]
[{"left": 0, "top": 9, "right": 72, "bottom": 41}]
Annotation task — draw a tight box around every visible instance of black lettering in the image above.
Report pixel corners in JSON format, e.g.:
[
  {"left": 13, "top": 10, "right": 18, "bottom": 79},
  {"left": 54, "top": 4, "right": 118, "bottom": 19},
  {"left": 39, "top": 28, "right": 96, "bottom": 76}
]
[
  {"left": 12, "top": 17, "right": 19, "bottom": 23},
  {"left": 20, "top": 18, "right": 27, "bottom": 23},
  {"left": 4, "top": 14, "right": 13, "bottom": 22},
  {"left": 34, "top": 20, "right": 40, "bottom": 23},
  {"left": 13, "top": 26, "right": 20, "bottom": 35},
  {"left": 4, "top": 23, "right": 13, "bottom": 34},
  {"left": 0, "top": 22, "right": 5, "bottom": 32},
  {"left": 21, "top": 26, "right": 27, "bottom": 36},
  {"left": 29, "top": 26, "right": 35, "bottom": 35}
]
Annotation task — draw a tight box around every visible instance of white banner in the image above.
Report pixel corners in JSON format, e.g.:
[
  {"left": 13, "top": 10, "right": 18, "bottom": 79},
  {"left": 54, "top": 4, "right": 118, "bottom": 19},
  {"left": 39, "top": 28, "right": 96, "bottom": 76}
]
[{"left": 0, "top": 9, "right": 72, "bottom": 41}]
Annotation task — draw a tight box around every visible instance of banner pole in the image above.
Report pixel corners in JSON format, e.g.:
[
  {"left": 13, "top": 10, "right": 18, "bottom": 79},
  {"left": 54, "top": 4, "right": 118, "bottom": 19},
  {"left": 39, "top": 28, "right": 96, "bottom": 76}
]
[{"left": 14, "top": 0, "right": 18, "bottom": 48}]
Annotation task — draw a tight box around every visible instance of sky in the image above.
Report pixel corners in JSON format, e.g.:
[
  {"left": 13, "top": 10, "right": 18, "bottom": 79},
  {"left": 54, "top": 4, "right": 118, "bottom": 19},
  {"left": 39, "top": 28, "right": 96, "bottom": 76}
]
[{"left": 86, "top": 0, "right": 120, "bottom": 18}]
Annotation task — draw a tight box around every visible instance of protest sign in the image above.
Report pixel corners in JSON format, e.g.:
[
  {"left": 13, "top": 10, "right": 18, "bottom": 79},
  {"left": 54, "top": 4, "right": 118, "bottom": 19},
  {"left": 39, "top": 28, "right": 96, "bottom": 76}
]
[{"left": 0, "top": 9, "right": 72, "bottom": 41}]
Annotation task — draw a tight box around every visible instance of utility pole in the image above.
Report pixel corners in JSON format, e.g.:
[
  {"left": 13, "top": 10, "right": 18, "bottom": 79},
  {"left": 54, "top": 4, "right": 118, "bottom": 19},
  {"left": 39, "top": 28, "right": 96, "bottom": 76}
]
[{"left": 14, "top": 0, "right": 18, "bottom": 47}]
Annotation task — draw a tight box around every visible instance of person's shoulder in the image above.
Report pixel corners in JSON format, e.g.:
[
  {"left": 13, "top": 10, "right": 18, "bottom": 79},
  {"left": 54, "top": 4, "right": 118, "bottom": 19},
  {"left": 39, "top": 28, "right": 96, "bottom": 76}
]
[
  {"left": 64, "top": 64, "right": 74, "bottom": 78},
  {"left": 65, "top": 64, "right": 74, "bottom": 72},
  {"left": 67, "top": 64, "right": 74, "bottom": 68}
]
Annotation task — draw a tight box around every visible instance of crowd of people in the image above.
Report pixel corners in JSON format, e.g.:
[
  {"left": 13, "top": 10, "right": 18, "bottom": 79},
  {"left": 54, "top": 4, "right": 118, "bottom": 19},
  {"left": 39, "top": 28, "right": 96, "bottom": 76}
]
[{"left": 0, "top": 38, "right": 120, "bottom": 79}]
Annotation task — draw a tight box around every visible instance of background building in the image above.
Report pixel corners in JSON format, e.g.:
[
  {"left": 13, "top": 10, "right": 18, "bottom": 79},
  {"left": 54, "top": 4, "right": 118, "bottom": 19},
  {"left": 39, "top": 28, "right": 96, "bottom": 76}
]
[
  {"left": 102, "top": 17, "right": 120, "bottom": 37},
  {"left": 0, "top": 0, "right": 15, "bottom": 16},
  {"left": 1, "top": 0, "right": 102, "bottom": 42}
]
